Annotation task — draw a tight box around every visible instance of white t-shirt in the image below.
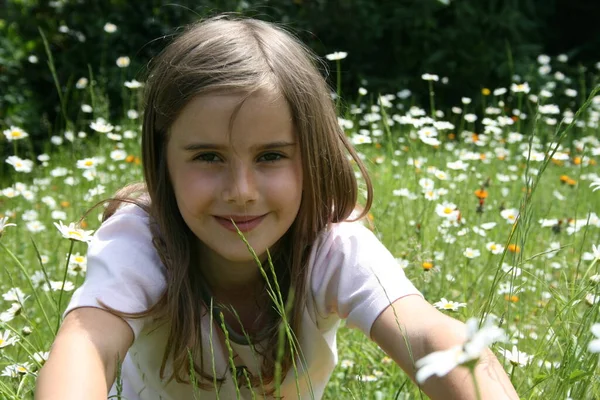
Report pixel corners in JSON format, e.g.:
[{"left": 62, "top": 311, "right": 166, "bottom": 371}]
[{"left": 64, "top": 205, "right": 422, "bottom": 399}]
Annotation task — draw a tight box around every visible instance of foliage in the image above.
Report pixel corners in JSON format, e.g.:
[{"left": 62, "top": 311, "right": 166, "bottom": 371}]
[{"left": 3, "top": 0, "right": 598, "bottom": 148}]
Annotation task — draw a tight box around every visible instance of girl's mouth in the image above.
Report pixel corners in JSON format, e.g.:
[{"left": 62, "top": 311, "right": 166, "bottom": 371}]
[{"left": 214, "top": 214, "right": 267, "bottom": 233}]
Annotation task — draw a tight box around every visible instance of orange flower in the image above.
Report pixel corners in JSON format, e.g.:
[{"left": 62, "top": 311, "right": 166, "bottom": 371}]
[
  {"left": 507, "top": 244, "right": 520, "bottom": 253},
  {"left": 448, "top": 133, "right": 456, "bottom": 140},
  {"left": 422, "top": 261, "right": 434, "bottom": 271},
  {"left": 125, "top": 155, "right": 135, "bottom": 163},
  {"left": 551, "top": 159, "right": 564, "bottom": 166},
  {"left": 479, "top": 153, "right": 486, "bottom": 160},
  {"left": 504, "top": 294, "right": 519, "bottom": 303},
  {"left": 573, "top": 156, "right": 582, "bottom": 165},
  {"left": 472, "top": 133, "right": 479, "bottom": 143},
  {"left": 134, "top": 157, "right": 141, "bottom": 165},
  {"left": 375, "top": 143, "right": 382, "bottom": 149},
  {"left": 511, "top": 116, "right": 519, "bottom": 122},
  {"left": 566, "top": 178, "right": 577, "bottom": 186},
  {"left": 559, "top": 175, "right": 569, "bottom": 183},
  {"left": 590, "top": 159, "right": 597, "bottom": 166},
  {"left": 60, "top": 201, "right": 70, "bottom": 208},
  {"left": 80, "top": 220, "right": 88, "bottom": 229},
  {"left": 474, "top": 188, "right": 488, "bottom": 199}
]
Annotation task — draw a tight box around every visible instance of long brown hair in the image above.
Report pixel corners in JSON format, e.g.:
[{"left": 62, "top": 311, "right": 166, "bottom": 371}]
[{"left": 105, "top": 14, "right": 373, "bottom": 391}]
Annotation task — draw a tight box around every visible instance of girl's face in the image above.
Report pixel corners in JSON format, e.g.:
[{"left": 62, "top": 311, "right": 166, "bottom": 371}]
[{"left": 166, "top": 90, "right": 303, "bottom": 267}]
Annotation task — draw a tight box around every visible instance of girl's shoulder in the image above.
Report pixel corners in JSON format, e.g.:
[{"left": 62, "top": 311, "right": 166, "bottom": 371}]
[{"left": 313, "top": 220, "right": 381, "bottom": 254}]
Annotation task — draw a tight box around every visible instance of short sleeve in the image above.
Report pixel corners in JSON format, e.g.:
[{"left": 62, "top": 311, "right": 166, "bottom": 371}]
[
  {"left": 309, "top": 222, "right": 422, "bottom": 337},
  {"left": 63, "top": 204, "right": 167, "bottom": 339}
]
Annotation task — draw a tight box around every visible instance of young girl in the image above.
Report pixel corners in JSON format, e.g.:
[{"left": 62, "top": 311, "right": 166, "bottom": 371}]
[{"left": 36, "top": 15, "right": 518, "bottom": 400}]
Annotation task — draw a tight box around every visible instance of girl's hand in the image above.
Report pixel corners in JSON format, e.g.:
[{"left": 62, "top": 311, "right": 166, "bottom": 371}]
[{"left": 370, "top": 295, "right": 519, "bottom": 400}]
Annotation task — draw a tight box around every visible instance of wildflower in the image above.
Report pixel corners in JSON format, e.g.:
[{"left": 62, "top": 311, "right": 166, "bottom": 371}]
[
  {"left": 1, "top": 363, "right": 33, "bottom": 378},
  {"left": 325, "top": 51, "right": 347, "bottom": 61},
  {"left": 474, "top": 188, "right": 488, "bottom": 200},
  {"left": 124, "top": 79, "right": 143, "bottom": 89},
  {"left": 481, "top": 88, "right": 491, "bottom": 96},
  {"left": 511, "top": 82, "right": 531, "bottom": 94},
  {"left": 54, "top": 221, "right": 94, "bottom": 243},
  {"left": 585, "top": 293, "right": 598, "bottom": 306},
  {"left": 340, "top": 359, "right": 354, "bottom": 369},
  {"left": 422, "top": 261, "right": 434, "bottom": 271},
  {"left": 0, "top": 303, "right": 22, "bottom": 322},
  {"left": 0, "top": 216, "right": 16, "bottom": 238},
  {"left": 75, "top": 77, "right": 88, "bottom": 89},
  {"left": 76, "top": 157, "right": 100, "bottom": 169},
  {"left": 0, "top": 330, "right": 20, "bottom": 349},
  {"left": 3, "top": 126, "right": 29, "bottom": 141},
  {"left": 447, "top": 160, "right": 468, "bottom": 171},
  {"left": 81, "top": 104, "right": 93, "bottom": 113},
  {"left": 103, "top": 22, "right": 117, "bottom": 33},
  {"left": 421, "top": 73, "right": 439, "bottom": 82},
  {"left": 565, "top": 88, "right": 577, "bottom": 98},
  {"left": 463, "top": 248, "right": 481, "bottom": 259},
  {"left": 497, "top": 345, "right": 533, "bottom": 367},
  {"left": 589, "top": 323, "right": 600, "bottom": 353},
  {"left": 43, "top": 281, "right": 76, "bottom": 292},
  {"left": 433, "top": 298, "right": 466, "bottom": 311},
  {"left": 90, "top": 118, "right": 114, "bottom": 133},
  {"left": 116, "top": 56, "right": 130, "bottom": 68},
  {"left": 500, "top": 208, "right": 519, "bottom": 223},
  {"left": 504, "top": 294, "right": 519, "bottom": 303},
  {"left": 2, "top": 287, "right": 28, "bottom": 303},
  {"left": 591, "top": 244, "right": 600, "bottom": 262},
  {"left": 6, "top": 156, "right": 34, "bottom": 173},
  {"left": 435, "top": 202, "right": 460, "bottom": 220},
  {"left": 486, "top": 242, "right": 504, "bottom": 255},
  {"left": 351, "top": 133, "right": 371, "bottom": 145},
  {"left": 537, "top": 54, "right": 550, "bottom": 65},
  {"left": 110, "top": 149, "right": 127, "bottom": 161},
  {"left": 415, "top": 317, "right": 506, "bottom": 384},
  {"left": 31, "top": 351, "right": 50, "bottom": 366},
  {"left": 507, "top": 244, "right": 521, "bottom": 253}
]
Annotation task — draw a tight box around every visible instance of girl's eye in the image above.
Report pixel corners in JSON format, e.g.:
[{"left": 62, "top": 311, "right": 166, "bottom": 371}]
[
  {"left": 258, "top": 152, "right": 284, "bottom": 162},
  {"left": 194, "top": 153, "right": 222, "bottom": 163}
]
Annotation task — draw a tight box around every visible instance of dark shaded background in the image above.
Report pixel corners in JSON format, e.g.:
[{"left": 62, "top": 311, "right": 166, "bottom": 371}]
[{"left": 1, "top": 0, "right": 599, "bottom": 146}]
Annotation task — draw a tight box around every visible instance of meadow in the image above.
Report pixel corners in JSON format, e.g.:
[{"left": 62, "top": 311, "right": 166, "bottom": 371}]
[{"left": 1, "top": 50, "right": 600, "bottom": 399}]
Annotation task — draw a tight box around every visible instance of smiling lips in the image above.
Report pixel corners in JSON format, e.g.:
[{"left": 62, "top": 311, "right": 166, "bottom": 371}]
[{"left": 214, "top": 214, "right": 267, "bottom": 233}]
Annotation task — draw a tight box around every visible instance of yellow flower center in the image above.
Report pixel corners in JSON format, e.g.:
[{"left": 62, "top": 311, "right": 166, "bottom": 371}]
[
  {"left": 443, "top": 304, "right": 454, "bottom": 309},
  {"left": 68, "top": 230, "right": 83, "bottom": 239},
  {"left": 444, "top": 207, "right": 453, "bottom": 214},
  {"left": 11, "top": 131, "right": 22, "bottom": 138},
  {"left": 84, "top": 160, "right": 94, "bottom": 167}
]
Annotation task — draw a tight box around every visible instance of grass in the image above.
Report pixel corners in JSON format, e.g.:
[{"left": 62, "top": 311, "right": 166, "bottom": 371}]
[{"left": 1, "top": 51, "right": 600, "bottom": 399}]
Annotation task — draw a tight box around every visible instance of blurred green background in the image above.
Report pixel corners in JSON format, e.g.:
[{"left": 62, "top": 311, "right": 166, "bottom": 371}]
[{"left": 1, "top": 0, "right": 599, "bottom": 147}]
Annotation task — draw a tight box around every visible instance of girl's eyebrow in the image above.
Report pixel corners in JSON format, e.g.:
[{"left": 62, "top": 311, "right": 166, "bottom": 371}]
[{"left": 182, "top": 141, "right": 297, "bottom": 152}]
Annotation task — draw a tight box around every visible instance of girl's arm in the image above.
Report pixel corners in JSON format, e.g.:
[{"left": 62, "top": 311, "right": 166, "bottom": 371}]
[
  {"left": 35, "top": 307, "right": 134, "bottom": 400},
  {"left": 370, "top": 295, "right": 519, "bottom": 400}
]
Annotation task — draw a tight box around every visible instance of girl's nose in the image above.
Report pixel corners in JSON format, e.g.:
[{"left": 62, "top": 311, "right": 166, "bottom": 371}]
[{"left": 222, "top": 164, "right": 258, "bottom": 205}]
